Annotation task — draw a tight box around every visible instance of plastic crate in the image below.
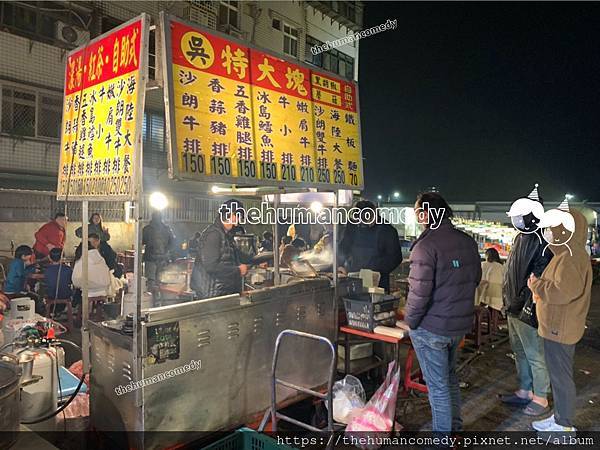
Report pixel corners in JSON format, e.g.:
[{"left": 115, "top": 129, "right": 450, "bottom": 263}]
[
  {"left": 201, "top": 428, "right": 294, "bottom": 450},
  {"left": 343, "top": 293, "right": 399, "bottom": 332}
]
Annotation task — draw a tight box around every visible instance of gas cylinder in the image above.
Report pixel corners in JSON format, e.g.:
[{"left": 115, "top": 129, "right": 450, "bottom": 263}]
[{"left": 15, "top": 345, "right": 64, "bottom": 431}]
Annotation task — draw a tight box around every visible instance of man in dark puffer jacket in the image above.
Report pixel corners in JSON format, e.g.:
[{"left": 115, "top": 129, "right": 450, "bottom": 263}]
[
  {"left": 405, "top": 192, "right": 481, "bottom": 437},
  {"left": 500, "top": 185, "right": 552, "bottom": 416},
  {"left": 191, "top": 199, "right": 249, "bottom": 299}
]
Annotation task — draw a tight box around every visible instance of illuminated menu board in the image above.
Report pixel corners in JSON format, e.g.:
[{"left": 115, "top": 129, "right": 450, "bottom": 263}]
[
  {"left": 58, "top": 15, "right": 149, "bottom": 200},
  {"left": 162, "top": 14, "right": 363, "bottom": 189}
]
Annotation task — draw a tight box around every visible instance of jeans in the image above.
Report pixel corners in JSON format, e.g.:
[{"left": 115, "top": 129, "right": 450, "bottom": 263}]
[
  {"left": 507, "top": 316, "right": 550, "bottom": 397},
  {"left": 544, "top": 339, "right": 576, "bottom": 427},
  {"left": 409, "top": 327, "right": 463, "bottom": 434}
]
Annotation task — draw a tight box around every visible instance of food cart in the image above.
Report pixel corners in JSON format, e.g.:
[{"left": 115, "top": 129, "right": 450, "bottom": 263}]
[{"left": 56, "top": 12, "right": 365, "bottom": 449}]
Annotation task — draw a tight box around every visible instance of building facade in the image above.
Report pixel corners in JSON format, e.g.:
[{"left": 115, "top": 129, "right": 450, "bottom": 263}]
[{"left": 0, "top": 1, "right": 363, "bottom": 254}]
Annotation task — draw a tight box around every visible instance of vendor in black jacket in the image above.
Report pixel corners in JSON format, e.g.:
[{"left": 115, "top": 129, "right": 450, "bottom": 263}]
[
  {"left": 339, "top": 200, "right": 403, "bottom": 292},
  {"left": 191, "top": 199, "right": 249, "bottom": 299}
]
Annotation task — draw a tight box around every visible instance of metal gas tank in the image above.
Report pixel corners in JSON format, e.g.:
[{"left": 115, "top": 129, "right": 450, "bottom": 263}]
[
  {"left": 15, "top": 346, "right": 64, "bottom": 431},
  {"left": 0, "top": 353, "right": 21, "bottom": 447}
]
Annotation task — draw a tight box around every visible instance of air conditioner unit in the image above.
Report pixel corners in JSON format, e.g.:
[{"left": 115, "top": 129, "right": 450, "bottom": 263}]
[
  {"left": 55, "top": 21, "right": 90, "bottom": 47},
  {"left": 218, "top": 23, "right": 243, "bottom": 39}
]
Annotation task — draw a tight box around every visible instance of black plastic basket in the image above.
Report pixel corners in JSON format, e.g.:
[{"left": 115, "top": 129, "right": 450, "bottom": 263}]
[{"left": 343, "top": 293, "right": 399, "bottom": 332}]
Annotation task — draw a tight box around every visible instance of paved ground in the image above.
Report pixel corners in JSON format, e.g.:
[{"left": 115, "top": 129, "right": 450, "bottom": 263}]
[
  {"left": 397, "top": 339, "right": 600, "bottom": 432},
  {"left": 396, "top": 285, "right": 600, "bottom": 432}
]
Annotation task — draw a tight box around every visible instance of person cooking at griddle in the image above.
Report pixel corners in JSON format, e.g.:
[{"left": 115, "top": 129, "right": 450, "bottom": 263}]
[
  {"left": 339, "top": 200, "right": 403, "bottom": 292},
  {"left": 191, "top": 199, "right": 250, "bottom": 299}
]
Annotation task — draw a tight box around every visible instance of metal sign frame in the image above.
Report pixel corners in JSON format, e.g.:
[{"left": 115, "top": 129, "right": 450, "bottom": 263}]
[
  {"left": 159, "top": 12, "right": 364, "bottom": 191},
  {"left": 56, "top": 14, "right": 151, "bottom": 202}
]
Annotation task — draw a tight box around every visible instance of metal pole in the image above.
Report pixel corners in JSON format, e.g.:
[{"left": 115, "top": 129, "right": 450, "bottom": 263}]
[
  {"left": 81, "top": 200, "right": 90, "bottom": 372},
  {"left": 133, "top": 13, "right": 150, "bottom": 409},
  {"left": 132, "top": 163, "right": 143, "bottom": 406},
  {"left": 273, "top": 193, "right": 280, "bottom": 286},
  {"left": 332, "top": 190, "right": 338, "bottom": 292},
  {"left": 332, "top": 191, "right": 339, "bottom": 362}
]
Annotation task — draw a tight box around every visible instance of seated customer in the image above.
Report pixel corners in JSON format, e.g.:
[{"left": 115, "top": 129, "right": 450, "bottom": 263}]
[
  {"left": 4, "top": 245, "right": 41, "bottom": 311},
  {"left": 72, "top": 236, "right": 111, "bottom": 321},
  {"left": 43, "top": 248, "right": 73, "bottom": 315},
  {"left": 477, "top": 247, "right": 504, "bottom": 311},
  {"left": 75, "top": 234, "right": 123, "bottom": 279}
]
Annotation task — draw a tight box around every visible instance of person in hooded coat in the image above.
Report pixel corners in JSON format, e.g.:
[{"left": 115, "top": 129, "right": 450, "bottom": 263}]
[{"left": 529, "top": 207, "right": 592, "bottom": 433}]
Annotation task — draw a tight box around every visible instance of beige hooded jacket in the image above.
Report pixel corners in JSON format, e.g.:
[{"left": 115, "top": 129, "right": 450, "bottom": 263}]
[{"left": 530, "top": 209, "right": 592, "bottom": 345}]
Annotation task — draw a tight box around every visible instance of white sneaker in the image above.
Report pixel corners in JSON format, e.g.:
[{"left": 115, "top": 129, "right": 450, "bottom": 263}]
[
  {"left": 532, "top": 415, "right": 556, "bottom": 431},
  {"left": 533, "top": 415, "right": 577, "bottom": 433},
  {"left": 543, "top": 422, "right": 577, "bottom": 433}
]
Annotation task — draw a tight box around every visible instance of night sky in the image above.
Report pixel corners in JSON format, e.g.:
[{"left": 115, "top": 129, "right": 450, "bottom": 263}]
[{"left": 359, "top": 2, "right": 600, "bottom": 203}]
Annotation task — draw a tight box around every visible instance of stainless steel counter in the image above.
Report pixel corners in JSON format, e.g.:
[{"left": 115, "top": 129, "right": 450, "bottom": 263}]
[{"left": 89, "top": 278, "right": 336, "bottom": 449}]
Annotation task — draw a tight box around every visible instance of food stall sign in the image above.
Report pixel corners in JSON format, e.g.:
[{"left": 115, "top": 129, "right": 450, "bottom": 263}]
[
  {"left": 160, "top": 13, "right": 364, "bottom": 190},
  {"left": 57, "top": 14, "right": 150, "bottom": 201}
]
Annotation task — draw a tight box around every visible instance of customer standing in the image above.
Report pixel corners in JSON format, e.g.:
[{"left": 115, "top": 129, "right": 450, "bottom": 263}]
[
  {"left": 405, "top": 192, "right": 481, "bottom": 435},
  {"left": 501, "top": 185, "right": 552, "bottom": 416},
  {"left": 529, "top": 208, "right": 592, "bottom": 432},
  {"left": 33, "top": 212, "right": 67, "bottom": 261}
]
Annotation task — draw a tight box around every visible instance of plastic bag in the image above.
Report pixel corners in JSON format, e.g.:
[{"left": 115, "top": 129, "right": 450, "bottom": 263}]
[
  {"left": 328, "top": 375, "right": 366, "bottom": 424},
  {"left": 62, "top": 393, "right": 89, "bottom": 419},
  {"left": 345, "top": 361, "right": 400, "bottom": 449}
]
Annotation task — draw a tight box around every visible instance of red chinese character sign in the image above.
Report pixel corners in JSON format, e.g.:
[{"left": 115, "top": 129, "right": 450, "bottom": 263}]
[
  {"left": 57, "top": 15, "right": 149, "bottom": 200},
  {"left": 161, "top": 14, "right": 363, "bottom": 189}
]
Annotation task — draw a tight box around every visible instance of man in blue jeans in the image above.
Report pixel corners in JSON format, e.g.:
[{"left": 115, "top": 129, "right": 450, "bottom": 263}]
[{"left": 405, "top": 193, "right": 482, "bottom": 438}]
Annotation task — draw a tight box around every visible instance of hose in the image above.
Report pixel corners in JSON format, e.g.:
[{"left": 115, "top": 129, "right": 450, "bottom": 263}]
[
  {"left": 0, "top": 342, "right": 15, "bottom": 352},
  {"left": 20, "top": 339, "right": 86, "bottom": 425}
]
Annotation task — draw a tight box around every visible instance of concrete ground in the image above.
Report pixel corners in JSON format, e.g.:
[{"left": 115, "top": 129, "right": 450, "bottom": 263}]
[
  {"left": 397, "top": 339, "right": 600, "bottom": 432},
  {"left": 396, "top": 285, "right": 600, "bottom": 432}
]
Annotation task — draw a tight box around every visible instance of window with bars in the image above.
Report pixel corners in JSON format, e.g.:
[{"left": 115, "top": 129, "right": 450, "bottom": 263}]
[
  {"left": 142, "top": 111, "right": 165, "bottom": 153},
  {"left": 283, "top": 23, "right": 299, "bottom": 58},
  {"left": 1, "top": 84, "right": 62, "bottom": 140},
  {"left": 218, "top": 1, "right": 239, "bottom": 28}
]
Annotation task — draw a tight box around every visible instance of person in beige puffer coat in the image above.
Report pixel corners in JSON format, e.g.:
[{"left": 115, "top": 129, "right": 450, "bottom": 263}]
[{"left": 528, "top": 208, "right": 592, "bottom": 432}]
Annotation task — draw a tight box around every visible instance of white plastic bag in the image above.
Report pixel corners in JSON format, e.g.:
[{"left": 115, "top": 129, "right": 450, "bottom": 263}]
[
  {"left": 346, "top": 361, "right": 401, "bottom": 449},
  {"left": 328, "top": 375, "right": 366, "bottom": 424}
]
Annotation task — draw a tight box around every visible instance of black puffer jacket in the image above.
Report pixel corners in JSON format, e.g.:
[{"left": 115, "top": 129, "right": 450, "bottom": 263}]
[
  {"left": 405, "top": 220, "right": 482, "bottom": 336},
  {"left": 191, "top": 219, "right": 242, "bottom": 299},
  {"left": 142, "top": 220, "right": 175, "bottom": 262},
  {"left": 339, "top": 223, "right": 403, "bottom": 292},
  {"left": 503, "top": 231, "right": 552, "bottom": 316}
]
